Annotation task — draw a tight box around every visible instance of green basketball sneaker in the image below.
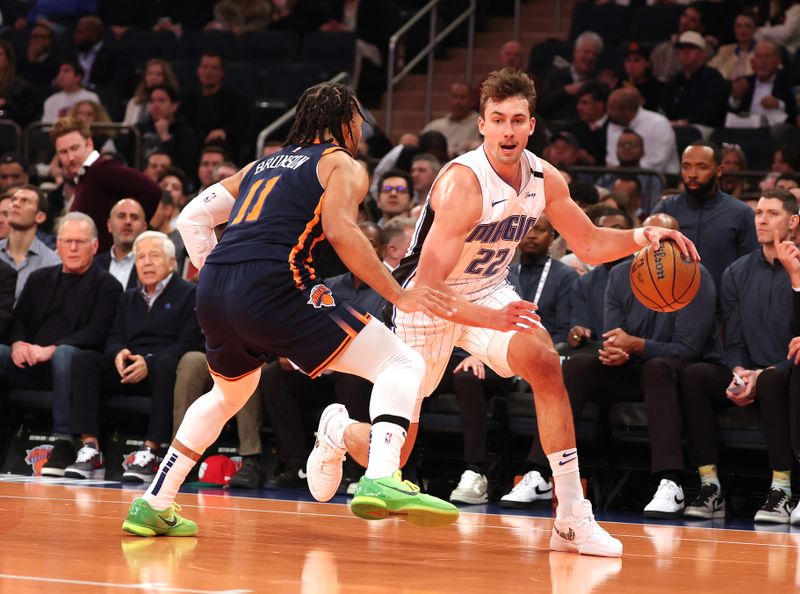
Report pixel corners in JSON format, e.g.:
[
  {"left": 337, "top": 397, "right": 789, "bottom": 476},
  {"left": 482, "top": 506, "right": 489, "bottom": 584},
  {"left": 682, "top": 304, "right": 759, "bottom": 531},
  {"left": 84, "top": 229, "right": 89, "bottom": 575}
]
[
  {"left": 350, "top": 474, "right": 459, "bottom": 527},
  {"left": 122, "top": 497, "right": 198, "bottom": 537}
]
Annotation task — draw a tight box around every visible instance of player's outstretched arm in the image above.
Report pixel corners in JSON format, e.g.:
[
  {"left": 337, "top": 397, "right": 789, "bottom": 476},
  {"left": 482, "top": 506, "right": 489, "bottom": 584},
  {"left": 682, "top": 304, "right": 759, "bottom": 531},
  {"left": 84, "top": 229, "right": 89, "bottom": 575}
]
[
  {"left": 177, "top": 161, "right": 254, "bottom": 269},
  {"left": 319, "top": 152, "right": 455, "bottom": 319},
  {"left": 541, "top": 160, "right": 699, "bottom": 264},
  {"left": 414, "top": 164, "right": 539, "bottom": 333}
]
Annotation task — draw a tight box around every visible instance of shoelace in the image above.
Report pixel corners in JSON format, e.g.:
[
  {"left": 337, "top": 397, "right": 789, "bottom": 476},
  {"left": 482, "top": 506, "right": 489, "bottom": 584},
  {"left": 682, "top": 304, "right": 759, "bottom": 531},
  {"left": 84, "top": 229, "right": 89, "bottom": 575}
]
[
  {"left": 75, "top": 446, "right": 99, "bottom": 463},
  {"left": 132, "top": 449, "right": 156, "bottom": 467},
  {"left": 763, "top": 489, "right": 789, "bottom": 512},
  {"left": 391, "top": 470, "right": 420, "bottom": 493}
]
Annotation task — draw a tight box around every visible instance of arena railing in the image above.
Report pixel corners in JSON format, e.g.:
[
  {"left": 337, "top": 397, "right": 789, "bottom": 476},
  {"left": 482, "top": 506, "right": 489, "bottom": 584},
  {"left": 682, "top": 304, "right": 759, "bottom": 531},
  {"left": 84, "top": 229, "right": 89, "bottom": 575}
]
[
  {"left": 384, "top": 0, "right": 477, "bottom": 138},
  {"left": 255, "top": 71, "right": 349, "bottom": 159},
  {"left": 24, "top": 122, "right": 142, "bottom": 170}
]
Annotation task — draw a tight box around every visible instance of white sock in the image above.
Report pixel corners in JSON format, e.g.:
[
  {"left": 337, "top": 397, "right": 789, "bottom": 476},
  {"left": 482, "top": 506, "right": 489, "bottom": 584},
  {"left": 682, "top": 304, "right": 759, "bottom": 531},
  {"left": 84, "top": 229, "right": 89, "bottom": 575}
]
[
  {"left": 141, "top": 369, "right": 261, "bottom": 510},
  {"left": 547, "top": 448, "right": 583, "bottom": 517},
  {"left": 332, "top": 414, "right": 358, "bottom": 450},
  {"left": 364, "top": 421, "right": 406, "bottom": 479},
  {"left": 143, "top": 447, "right": 197, "bottom": 510}
]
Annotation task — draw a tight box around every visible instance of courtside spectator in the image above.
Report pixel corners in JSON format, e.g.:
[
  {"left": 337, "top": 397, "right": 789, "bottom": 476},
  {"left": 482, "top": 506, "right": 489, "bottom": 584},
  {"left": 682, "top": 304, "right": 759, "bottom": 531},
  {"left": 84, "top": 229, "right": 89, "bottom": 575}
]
[
  {"left": 410, "top": 153, "right": 441, "bottom": 203},
  {"left": 123, "top": 59, "right": 180, "bottom": 126},
  {"left": 0, "top": 185, "right": 60, "bottom": 299},
  {"left": 621, "top": 42, "right": 662, "bottom": 112},
  {"left": 375, "top": 169, "right": 414, "bottom": 225},
  {"left": 0, "top": 213, "right": 121, "bottom": 477},
  {"left": 709, "top": 11, "right": 757, "bottom": 80},
  {"left": 142, "top": 151, "right": 173, "bottom": 182},
  {"left": 137, "top": 85, "right": 199, "bottom": 175},
  {"left": 66, "top": 231, "right": 203, "bottom": 482},
  {"left": 0, "top": 153, "right": 29, "bottom": 191},
  {"left": 95, "top": 198, "right": 147, "bottom": 290},
  {"left": 195, "top": 145, "right": 228, "bottom": 193},
  {"left": 422, "top": 82, "right": 481, "bottom": 157},
  {"left": 0, "top": 40, "right": 39, "bottom": 127}
]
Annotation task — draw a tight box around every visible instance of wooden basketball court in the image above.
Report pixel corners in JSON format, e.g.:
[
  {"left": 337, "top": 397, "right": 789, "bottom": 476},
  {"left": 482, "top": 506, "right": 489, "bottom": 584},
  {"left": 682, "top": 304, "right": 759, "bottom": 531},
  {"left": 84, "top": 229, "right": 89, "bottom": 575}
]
[{"left": 0, "top": 479, "right": 798, "bottom": 593}]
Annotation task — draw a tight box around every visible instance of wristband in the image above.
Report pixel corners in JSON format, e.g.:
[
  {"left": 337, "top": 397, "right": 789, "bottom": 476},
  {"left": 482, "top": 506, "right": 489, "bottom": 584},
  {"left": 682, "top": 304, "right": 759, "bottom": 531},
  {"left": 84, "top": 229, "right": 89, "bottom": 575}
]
[{"left": 633, "top": 227, "right": 648, "bottom": 246}]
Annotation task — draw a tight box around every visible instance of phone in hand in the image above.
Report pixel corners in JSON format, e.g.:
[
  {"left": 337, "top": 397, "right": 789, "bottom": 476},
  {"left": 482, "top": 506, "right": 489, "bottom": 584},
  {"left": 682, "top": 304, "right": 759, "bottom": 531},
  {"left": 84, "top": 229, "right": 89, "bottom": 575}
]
[{"left": 729, "top": 372, "right": 746, "bottom": 394}]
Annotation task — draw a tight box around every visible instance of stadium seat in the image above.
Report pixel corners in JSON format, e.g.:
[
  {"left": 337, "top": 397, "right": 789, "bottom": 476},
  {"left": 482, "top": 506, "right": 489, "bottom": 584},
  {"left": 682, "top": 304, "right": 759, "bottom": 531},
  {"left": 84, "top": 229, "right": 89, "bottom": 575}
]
[
  {"left": 710, "top": 127, "right": 774, "bottom": 171},
  {"left": 673, "top": 125, "right": 703, "bottom": 156},
  {"left": 259, "top": 62, "right": 323, "bottom": 104},
  {"left": 528, "top": 39, "right": 571, "bottom": 81},
  {"left": 628, "top": 4, "right": 684, "bottom": 43},
  {"left": 178, "top": 31, "right": 241, "bottom": 62},
  {"left": 116, "top": 29, "right": 178, "bottom": 67},
  {"left": 299, "top": 32, "right": 356, "bottom": 79},
  {"left": 568, "top": 4, "right": 629, "bottom": 43},
  {"left": 241, "top": 31, "right": 300, "bottom": 63}
]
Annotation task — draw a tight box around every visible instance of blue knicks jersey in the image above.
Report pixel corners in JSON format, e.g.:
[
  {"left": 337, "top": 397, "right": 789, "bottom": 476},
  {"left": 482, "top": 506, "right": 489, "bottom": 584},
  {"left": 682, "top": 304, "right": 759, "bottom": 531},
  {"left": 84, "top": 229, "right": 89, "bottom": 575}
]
[{"left": 206, "top": 142, "right": 348, "bottom": 289}]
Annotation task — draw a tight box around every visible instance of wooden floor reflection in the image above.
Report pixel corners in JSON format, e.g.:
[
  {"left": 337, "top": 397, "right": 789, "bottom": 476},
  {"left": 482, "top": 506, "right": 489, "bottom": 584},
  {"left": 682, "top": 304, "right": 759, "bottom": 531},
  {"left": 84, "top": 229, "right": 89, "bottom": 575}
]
[{"left": 0, "top": 480, "right": 798, "bottom": 593}]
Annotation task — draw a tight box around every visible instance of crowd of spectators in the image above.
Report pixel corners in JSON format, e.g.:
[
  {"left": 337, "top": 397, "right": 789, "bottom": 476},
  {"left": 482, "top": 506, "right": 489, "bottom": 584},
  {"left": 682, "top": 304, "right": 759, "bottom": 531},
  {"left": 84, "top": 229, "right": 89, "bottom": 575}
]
[{"left": 1, "top": 0, "right": 800, "bottom": 523}]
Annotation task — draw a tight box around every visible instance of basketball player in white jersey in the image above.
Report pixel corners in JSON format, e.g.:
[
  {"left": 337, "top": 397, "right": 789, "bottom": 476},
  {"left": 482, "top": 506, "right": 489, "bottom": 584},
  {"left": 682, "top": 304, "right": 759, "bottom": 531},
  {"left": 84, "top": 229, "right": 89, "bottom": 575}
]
[{"left": 307, "top": 69, "right": 698, "bottom": 557}]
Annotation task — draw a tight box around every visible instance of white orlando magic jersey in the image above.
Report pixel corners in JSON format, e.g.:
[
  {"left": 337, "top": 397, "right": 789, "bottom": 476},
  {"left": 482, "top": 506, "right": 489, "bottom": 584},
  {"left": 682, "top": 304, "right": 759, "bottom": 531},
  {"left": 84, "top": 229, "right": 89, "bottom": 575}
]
[{"left": 394, "top": 145, "right": 547, "bottom": 300}]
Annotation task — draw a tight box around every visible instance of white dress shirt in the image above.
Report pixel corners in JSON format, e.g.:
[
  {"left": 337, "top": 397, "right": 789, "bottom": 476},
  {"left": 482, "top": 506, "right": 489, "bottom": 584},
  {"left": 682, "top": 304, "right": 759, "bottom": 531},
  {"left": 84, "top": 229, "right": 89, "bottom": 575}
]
[{"left": 606, "top": 107, "right": 680, "bottom": 174}]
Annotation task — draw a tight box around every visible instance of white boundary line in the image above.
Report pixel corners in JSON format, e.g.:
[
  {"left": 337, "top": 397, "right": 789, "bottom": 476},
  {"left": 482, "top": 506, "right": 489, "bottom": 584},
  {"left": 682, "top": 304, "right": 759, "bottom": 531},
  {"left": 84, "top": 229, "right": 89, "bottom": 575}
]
[{"left": 0, "top": 574, "right": 252, "bottom": 593}]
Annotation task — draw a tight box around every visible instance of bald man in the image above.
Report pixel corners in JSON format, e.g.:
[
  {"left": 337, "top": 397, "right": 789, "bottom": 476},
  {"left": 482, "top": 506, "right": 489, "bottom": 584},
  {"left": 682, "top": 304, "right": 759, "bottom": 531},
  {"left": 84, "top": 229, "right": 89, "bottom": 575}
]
[
  {"left": 95, "top": 198, "right": 148, "bottom": 289},
  {"left": 606, "top": 87, "right": 679, "bottom": 174},
  {"left": 503, "top": 213, "right": 721, "bottom": 518}
]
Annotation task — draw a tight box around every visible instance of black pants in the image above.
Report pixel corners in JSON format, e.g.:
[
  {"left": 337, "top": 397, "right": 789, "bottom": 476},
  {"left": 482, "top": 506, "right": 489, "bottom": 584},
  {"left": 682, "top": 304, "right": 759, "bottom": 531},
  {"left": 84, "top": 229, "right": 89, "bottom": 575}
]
[
  {"left": 431, "top": 354, "right": 509, "bottom": 466},
  {"left": 680, "top": 362, "right": 796, "bottom": 470},
  {"left": 71, "top": 350, "right": 179, "bottom": 445},
  {"left": 529, "top": 353, "right": 688, "bottom": 476}
]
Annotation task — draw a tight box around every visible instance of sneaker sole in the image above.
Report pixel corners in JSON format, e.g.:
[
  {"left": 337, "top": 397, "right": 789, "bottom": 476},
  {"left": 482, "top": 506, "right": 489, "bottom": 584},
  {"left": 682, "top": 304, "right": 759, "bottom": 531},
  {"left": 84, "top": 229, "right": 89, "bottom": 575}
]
[
  {"left": 40, "top": 468, "right": 67, "bottom": 477},
  {"left": 683, "top": 508, "right": 726, "bottom": 520},
  {"left": 350, "top": 496, "right": 459, "bottom": 528},
  {"left": 121, "top": 520, "right": 198, "bottom": 537},
  {"left": 754, "top": 514, "right": 791, "bottom": 524},
  {"left": 550, "top": 535, "right": 623, "bottom": 558},
  {"left": 500, "top": 498, "right": 553, "bottom": 509},
  {"left": 64, "top": 469, "right": 105, "bottom": 479},
  {"left": 643, "top": 509, "right": 684, "bottom": 520},
  {"left": 450, "top": 495, "right": 488, "bottom": 505},
  {"left": 122, "top": 474, "right": 155, "bottom": 484}
]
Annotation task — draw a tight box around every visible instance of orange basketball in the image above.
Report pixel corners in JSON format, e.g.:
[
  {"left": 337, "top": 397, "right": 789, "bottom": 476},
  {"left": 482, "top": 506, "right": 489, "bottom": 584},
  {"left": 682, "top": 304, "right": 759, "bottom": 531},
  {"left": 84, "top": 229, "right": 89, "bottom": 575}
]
[{"left": 629, "top": 240, "right": 700, "bottom": 313}]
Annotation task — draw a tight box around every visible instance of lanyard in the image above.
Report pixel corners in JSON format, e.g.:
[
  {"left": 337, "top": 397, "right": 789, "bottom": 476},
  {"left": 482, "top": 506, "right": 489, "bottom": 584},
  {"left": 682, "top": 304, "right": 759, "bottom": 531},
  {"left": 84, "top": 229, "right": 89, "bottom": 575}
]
[{"left": 533, "top": 257, "right": 552, "bottom": 304}]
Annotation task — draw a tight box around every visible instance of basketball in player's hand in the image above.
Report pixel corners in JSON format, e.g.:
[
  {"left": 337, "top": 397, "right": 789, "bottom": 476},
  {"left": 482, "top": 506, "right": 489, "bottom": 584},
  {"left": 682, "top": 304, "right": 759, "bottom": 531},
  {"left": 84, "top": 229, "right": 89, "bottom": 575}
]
[{"left": 630, "top": 240, "right": 700, "bottom": 312}]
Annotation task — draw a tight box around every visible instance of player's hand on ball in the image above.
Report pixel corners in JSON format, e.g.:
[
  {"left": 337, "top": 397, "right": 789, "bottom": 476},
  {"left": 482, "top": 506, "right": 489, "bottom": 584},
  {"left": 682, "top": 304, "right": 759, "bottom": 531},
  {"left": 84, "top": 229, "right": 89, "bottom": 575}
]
[
  {"left": 396, "top": 286, "right": 457, "bottom": 319},
  {"left": 642, "top": 226, "right": 700, "bottom": 261},
  {"left": 494, "top": 300, "right": 540, "bottom": 333}
]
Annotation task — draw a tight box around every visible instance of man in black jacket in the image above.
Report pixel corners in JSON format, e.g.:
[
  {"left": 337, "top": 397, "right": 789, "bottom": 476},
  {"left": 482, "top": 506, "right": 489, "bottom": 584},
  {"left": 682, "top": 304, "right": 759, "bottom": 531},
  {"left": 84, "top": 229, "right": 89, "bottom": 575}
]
[
  {"left": 65, "top": 231, "right": 203, "bottom": 483},
  {"left": 94, "top": 198, "right": 147, "bottom": 290},
  {"left": 0, "top": 259, "right": 16, "bottom": 341},
  {"left": 0, "top": 212, "right": 121, "bottom": 475},
  {"left": 727, "top": 40, "right": 797, "bottom": 125}
]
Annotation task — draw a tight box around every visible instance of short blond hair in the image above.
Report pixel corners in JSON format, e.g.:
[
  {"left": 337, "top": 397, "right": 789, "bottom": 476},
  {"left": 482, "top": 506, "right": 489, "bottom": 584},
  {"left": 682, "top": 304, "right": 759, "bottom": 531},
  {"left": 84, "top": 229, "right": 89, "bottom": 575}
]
[{"left": 50, "top": 115, "right": 91, "bottom": 143}]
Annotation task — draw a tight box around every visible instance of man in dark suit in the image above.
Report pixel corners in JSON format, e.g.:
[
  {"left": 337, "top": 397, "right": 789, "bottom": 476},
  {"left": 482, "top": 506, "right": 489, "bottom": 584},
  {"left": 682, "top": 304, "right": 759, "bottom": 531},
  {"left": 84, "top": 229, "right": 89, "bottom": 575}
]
[
  {"left": 659, "top": 31, "right": 730, "bottom": 127},
  {"left": 66, "top": 231, "right": 203, "bottom": 482},
  {"left": 94, "top": 198, "right": 147, "bottom": 290},
  {"left": 568, "top": 81, "right": 610, "bottom": 167},
  {"left": 0, "top": 213, "right": 121, "bottom": 476},
  {"left": 0, "top": 259, "right": 16, "bottom": 341},
  {"left": 728, "top": 40, "right": 797, "bottom": 125}
]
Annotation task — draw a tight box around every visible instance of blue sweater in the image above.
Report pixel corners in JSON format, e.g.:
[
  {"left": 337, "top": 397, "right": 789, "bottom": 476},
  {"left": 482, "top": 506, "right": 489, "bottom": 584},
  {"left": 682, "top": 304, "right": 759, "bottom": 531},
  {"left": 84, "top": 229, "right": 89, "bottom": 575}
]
[
  {"left": 510, "top": 255, "right": 578, "bottom": 343},
  {"left": 605, "top": 260, "right": 722, "bottom": 363},
  {"left": 651, "top": 190, "right": 758, "bottom": 301},
  {"left": 721, "top": 249, "right": 793, "bottom": 371}
]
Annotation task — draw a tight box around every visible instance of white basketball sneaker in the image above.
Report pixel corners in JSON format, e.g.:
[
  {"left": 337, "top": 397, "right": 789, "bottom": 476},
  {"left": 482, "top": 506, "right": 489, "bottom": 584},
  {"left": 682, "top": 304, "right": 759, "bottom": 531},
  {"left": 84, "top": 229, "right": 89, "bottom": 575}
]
[
  {"left": 306, "top": 403, "right": 349, "bottom": 502},
  {"left": 450, "top": 470, "right": 489, "bottom": 505},
  {"left": 550, "top": 500, "right": 623, "bottom": 557},
  {"left": 500, "top": 470, "right": 553, "bottom": 508},
  {"left": 643, "top": 479, "right": 685, "bottom": 519}
]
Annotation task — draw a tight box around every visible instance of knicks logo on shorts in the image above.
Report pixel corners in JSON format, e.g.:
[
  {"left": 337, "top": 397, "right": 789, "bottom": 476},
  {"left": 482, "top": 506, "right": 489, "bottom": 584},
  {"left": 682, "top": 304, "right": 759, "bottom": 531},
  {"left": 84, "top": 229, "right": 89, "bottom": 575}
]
[
  {"left": 308, "top": 284, "right": 335, "bottom": 309},
  {"left": 25, "top": 444, "right": 54, "bottom": 475}
]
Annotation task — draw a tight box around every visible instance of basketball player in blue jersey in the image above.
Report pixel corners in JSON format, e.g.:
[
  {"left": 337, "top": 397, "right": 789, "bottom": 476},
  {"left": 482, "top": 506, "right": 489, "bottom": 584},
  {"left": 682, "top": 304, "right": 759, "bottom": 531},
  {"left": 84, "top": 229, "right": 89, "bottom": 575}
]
[
  {"left": 120, "top": 83, "right": 512, "bottom": 536},
  {"left": 307, "top": 69, "right": 700, "bottom": 557}
]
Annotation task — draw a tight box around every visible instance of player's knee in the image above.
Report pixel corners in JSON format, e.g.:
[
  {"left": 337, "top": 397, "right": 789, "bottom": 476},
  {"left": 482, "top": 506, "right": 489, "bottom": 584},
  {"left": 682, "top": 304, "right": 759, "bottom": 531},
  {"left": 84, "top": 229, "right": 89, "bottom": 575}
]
[{"left": 514, "top": 339, "right": 561, "bottom": 380}]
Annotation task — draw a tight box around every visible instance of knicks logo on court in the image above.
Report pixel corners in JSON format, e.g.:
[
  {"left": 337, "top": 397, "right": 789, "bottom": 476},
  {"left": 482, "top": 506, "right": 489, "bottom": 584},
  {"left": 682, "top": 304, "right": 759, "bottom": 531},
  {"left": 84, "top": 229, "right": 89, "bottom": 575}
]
[{"left": 308, "top": 284, "right": 336, "bottom": 308}]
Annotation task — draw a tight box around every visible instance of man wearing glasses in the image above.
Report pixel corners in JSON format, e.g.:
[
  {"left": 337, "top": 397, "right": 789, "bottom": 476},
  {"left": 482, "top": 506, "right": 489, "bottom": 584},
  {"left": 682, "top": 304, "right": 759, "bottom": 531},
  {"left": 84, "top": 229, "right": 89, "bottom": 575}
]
[
  {"left": 0, "top": 212, "right": 122, "bottom": 476},
  {"left": 375, "top": 169, "right": 415, "bottom": 227}
]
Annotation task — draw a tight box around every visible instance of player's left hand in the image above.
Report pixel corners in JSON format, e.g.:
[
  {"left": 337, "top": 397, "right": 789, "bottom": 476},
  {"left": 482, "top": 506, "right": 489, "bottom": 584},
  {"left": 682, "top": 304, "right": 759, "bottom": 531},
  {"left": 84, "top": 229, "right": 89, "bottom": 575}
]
[
  {"left": 642, "top": 226, "right": 700, "bottom": 262},
  {"left": 602, "top": 328, "right": 643, "bottom": 356},
  {"left": 121, "top": 354, "right": 149, "bottom": 384},
  {"left": 454, "top": 355, "right": 485, "bottom": 380},
  {"left": 396, "top": 286, "right": 458, "bottom": 319}
]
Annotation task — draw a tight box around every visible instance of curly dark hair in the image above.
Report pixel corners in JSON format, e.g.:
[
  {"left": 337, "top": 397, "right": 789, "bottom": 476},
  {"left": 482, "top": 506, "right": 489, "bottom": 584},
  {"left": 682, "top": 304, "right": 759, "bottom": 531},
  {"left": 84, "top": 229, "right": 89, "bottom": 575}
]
[{"left": 285, "top": 82, "right": 364, "bottom": 153}]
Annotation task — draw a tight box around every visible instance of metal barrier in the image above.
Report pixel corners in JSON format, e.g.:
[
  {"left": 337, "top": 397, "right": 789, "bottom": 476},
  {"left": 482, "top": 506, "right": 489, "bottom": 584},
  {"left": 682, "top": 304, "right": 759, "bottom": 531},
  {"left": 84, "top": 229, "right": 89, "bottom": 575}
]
[
  {"left": 384, "top": 0, "right": 476, "bottom": 137},
  {"left": 25, "top": 122, "right": 142, "bottom": 170}
]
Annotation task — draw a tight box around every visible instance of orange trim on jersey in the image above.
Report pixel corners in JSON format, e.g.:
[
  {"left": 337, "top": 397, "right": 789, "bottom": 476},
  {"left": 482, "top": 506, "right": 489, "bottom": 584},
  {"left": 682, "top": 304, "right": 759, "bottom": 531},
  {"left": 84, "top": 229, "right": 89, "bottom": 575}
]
[
  {"left": 208, "top": 364, "right": 262, "bottom": 382},
  {"left": 331, "top": 314, "right": 358, "bottom": 338},
  {"left": 321, "top": 146, "right": 347, "bottom": 157},
  {"left": 231, "top": 178, "right": 264, "bottom": 225},
  {"left": 288, "top": 196, "right": 324, "bottom": 288},
  {"left": 309, "top": 333, "right": 355, "bottom": 378}
]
